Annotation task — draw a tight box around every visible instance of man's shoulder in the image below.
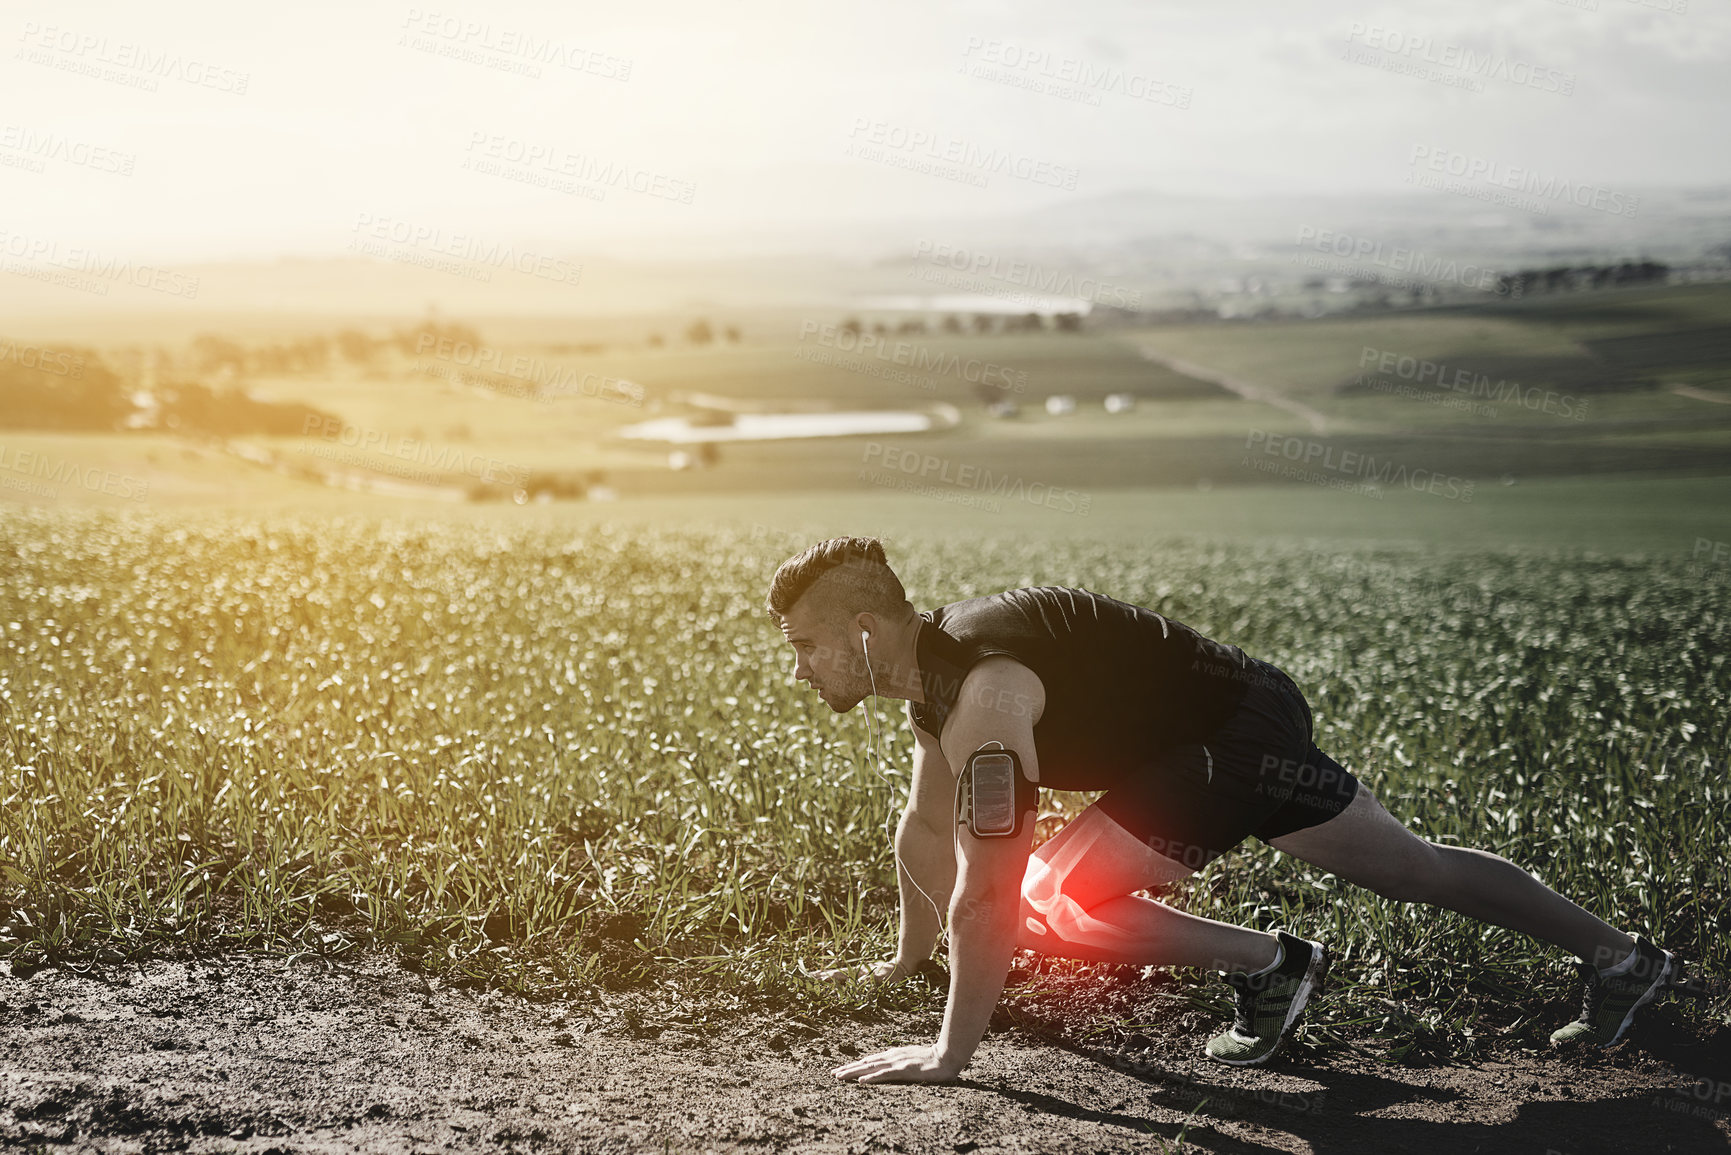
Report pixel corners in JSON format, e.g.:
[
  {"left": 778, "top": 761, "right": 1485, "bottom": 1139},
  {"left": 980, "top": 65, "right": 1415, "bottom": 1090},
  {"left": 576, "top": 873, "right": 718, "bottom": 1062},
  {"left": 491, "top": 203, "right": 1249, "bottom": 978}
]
[
  {"left": 952, "top": 655, "right": 1045, "bottom": 728},
  {"left": 943, "top": 585, "right": 1146, "bottom": 624},
  {"left": 907, "top": 653, "right": 1043, "bottom": 746}
]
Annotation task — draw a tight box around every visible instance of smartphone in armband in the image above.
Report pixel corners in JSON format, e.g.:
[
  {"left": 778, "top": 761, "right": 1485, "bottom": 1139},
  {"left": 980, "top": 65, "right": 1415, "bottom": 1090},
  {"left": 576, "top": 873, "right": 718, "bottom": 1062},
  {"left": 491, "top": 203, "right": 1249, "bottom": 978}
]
[{"left": 956, "top": 741, "right": 1033, "bottom": 838}]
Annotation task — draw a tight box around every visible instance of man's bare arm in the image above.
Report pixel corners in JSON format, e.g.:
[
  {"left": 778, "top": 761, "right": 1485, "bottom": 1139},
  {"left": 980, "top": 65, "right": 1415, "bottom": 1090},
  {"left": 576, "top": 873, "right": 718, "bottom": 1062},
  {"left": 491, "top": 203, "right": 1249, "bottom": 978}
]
[
  {"left": 834, "top": 657, "right": 1044, "bottom": 1083},
  {"left": 930, "top": 659, "right": 1041, "bottom": 1075},
  {"left": 816, "top": 704, "right": 957, "bottom": 983},
  {"left": 890, "top": 713, "right": 958, "bottom": 971}
]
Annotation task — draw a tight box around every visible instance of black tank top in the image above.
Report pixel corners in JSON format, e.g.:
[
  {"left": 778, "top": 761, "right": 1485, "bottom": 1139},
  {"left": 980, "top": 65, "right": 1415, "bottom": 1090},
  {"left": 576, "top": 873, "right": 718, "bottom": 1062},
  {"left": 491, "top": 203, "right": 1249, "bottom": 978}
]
[{"left": 908, "top": 586, "right": 1255, "bottom": 790}]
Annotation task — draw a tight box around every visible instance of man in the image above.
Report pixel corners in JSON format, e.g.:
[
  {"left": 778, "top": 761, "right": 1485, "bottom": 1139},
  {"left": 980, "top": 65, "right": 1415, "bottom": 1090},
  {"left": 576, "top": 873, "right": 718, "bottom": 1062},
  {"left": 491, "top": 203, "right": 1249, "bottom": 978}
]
[{"left": 765, "top": 537, "right": 1680, "bottom": 1084}]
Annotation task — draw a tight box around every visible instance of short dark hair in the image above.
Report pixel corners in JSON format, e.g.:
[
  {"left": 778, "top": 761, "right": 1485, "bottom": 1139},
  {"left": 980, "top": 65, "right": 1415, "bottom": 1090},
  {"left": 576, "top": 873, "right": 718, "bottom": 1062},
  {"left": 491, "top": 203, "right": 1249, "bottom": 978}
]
[{"left": 764, "top": 536, "right": 911, "bottom": 624}]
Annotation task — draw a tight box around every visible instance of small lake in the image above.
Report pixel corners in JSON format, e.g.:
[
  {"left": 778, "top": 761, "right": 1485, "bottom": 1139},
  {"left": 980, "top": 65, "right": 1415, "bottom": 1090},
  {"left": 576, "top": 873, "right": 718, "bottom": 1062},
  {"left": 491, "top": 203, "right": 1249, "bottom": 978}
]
[
  {"left": 618, "top": 408, "right": 952, "bottom": 443},
  {"left": 854, "top": 293, "right": 1093, "bottom": 315}
]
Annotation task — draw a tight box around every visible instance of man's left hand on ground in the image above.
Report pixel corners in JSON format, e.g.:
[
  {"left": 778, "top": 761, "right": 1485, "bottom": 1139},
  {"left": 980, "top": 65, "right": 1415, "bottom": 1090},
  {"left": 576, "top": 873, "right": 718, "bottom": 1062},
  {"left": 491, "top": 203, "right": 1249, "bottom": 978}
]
[{"left": 832, "top": 1044, "right": 962, "bottom": 1084}]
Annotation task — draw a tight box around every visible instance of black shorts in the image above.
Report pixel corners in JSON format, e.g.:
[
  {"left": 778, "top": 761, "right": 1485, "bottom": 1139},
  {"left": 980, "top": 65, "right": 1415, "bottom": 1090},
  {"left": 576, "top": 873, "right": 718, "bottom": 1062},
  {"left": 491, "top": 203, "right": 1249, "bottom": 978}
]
[{"left": 1093, "top": 659, "right": 1359, "bottom": 870}]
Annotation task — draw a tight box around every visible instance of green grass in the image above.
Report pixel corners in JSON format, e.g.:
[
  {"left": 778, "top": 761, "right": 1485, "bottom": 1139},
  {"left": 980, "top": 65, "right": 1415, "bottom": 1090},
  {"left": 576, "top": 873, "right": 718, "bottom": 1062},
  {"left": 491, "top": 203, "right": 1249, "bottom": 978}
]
[{"left": 1, "top": 508, "right": 1726, "bottom": 1058}]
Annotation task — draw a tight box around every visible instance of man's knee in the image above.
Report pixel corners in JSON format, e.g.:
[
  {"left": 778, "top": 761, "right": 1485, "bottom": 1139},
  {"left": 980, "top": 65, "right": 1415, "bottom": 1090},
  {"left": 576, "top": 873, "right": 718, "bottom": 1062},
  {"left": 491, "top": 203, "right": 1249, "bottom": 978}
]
[
  {"left": 1360, "top": 842, "right": 1448, "bottom": 904},
  {"left": 1019, "top": 855, "right": 1101, "bottom": 944},
  {"left": 1016, "top": 895, "right": 1057, "bottom": 950}
]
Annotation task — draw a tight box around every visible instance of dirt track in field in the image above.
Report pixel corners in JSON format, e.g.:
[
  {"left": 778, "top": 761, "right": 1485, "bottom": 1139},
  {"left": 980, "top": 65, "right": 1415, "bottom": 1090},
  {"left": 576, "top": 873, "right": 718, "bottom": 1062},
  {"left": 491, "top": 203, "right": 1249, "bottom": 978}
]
[{"left": 2, "top": 953, "right": 1726, "bottom": 1154}]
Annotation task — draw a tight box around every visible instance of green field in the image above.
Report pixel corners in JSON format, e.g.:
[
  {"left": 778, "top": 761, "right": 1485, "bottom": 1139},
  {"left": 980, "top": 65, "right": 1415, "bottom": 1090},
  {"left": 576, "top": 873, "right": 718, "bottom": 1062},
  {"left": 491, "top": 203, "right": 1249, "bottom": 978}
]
[
  {"left": 8, "top": 282, "right": 1731, "bottom": 507},
  {"left": 3, "top": 282, "right": 1731, "bottom": 516},
  {"left": 2, "top": 509, "right": 1726, "bottom": 1060}
]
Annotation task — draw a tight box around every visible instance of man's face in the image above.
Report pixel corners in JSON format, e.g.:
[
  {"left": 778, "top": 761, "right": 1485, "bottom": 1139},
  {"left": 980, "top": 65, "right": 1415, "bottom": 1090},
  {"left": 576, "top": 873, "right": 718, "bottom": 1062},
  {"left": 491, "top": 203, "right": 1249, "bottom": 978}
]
[{"left": 777, "top": 598, "right": 868, "bottom": 712}]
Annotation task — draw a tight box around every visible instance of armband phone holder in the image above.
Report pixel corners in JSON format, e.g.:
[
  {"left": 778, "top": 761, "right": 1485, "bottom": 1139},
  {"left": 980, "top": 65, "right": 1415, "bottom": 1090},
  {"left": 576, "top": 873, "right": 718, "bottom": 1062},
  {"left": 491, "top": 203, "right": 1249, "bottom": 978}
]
[{"left": 955, "top": 741, "right": 1036, "bottom": 838}]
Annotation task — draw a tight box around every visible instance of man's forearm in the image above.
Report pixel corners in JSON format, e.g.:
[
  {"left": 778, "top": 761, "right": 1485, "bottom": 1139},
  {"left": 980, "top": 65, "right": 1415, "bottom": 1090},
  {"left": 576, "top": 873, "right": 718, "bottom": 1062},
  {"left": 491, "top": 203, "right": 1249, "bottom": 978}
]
[
  {"left": 933, "top": 881, "right": 1020, "bottom": 1070},
  {"left": 893, "top": 810, "right": 955, "bottom": 967}
]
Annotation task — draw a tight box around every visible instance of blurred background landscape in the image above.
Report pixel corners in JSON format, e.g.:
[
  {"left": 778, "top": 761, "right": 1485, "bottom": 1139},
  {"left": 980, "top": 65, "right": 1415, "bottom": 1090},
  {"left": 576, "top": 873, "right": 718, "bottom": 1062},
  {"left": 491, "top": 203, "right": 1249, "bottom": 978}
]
[
  {"left": 1, "top": 0, "right": 1727, "bottom": 555},
  {"left": 7, "top": 189, "right": 1730, "bottom": 549}
]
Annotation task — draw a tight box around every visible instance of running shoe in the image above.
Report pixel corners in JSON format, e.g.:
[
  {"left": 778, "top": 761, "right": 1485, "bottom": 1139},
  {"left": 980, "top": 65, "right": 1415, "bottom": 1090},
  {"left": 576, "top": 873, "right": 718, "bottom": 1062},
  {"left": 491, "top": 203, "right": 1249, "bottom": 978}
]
[
  {"left": 1205, "top": 929, "right": 1328, "bottom": 1066},
  {"left": 1549, "top": 934, "right": 1677, "bottom": 1047}
]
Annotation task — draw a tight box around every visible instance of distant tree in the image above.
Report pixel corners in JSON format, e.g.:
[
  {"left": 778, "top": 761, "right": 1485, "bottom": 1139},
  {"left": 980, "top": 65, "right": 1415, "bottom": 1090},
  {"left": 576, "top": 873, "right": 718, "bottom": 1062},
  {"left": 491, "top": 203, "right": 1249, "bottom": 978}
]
[
  {"left": 841, "top": 317, "right": 863, "bottom": 336},
  {"left": 724, "top": 326, "right": 741, "bottom": 343},
  {"left": 251, "top": 337, "right": 331, "bottom": 376},
  {"left": 1053, "top": 312, "right": 1083, "bottom": 332},
  {"left": 941, "top": 315, "right": 963, "bottom": 334},
  {"left": 686, "top": 319, "right": 714, "bottom": 345},
  {"left": 1501, "top": 260, "right": 1669, "bottom": 298},
  {"left": 0, "top": 346, "right": 131, "bottom": 430},
  {"left": 1613, "top": 259, "right": 1667, "bottom": 286},
  {"left": 895, "top": 319, "right": 927, "bottom": 336},
  {"left": 302, "top": 335, "right": 332, "bottom": 370},
  {"left": 335, "top": 329, "right": 379, "bottom": 364},
  {"left": 871, "top": 322, "right": 888, "bottom": 336},
  {"left": 971, "top": 314, "right": 995, "bottom": 334},
  {"left": 510, "top": 470, "right": 587, "bottom": 501},
  {"left": 190, "top": 334, "right": 247, "bottom": 376},
  {"left": 153, "top": 380, "right": 334, "bottom": 436},
  {"left": 252, "top": 345, "right": 287, "bottom": 375},
  {"left": 390, "top": 318, "right": 483, "bottom": 357},
  {"left": 647, "top": 333, "right": 665, "bottom": 348},
  {"left": 1019, "top": 312, "right": 1045, "bottom": 332}
]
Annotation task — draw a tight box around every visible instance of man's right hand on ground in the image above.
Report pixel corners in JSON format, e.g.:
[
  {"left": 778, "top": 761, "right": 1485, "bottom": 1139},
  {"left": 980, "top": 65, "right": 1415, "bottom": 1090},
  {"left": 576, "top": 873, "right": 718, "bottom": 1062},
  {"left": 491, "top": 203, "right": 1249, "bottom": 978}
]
[{"left": 812, "top": 959, "right": 911, "bottom": 984}]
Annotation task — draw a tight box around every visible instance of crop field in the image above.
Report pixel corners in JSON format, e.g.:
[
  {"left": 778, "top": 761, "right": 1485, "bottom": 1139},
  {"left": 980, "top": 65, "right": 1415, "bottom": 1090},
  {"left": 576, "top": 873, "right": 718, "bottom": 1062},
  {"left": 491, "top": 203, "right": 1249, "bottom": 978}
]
[
  {"left": 213, "top": 283, "right": 1731, "bottom": 500},
  {"left": 1130, "top": 283, "right": 1731, "bottom": 401},
  {"left": 9, "top": 284, "right": 1731, "bottom": 519},
  {"left": 4, "top": 509, "right": 1727, "bottom": 1068}
]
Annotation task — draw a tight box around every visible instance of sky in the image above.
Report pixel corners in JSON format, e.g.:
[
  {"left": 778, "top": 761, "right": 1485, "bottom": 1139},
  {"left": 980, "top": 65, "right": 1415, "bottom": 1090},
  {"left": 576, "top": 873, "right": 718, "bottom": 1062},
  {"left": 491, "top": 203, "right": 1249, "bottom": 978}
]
[{"left": 2, "top": 0, "right": 1727, "bottom": 264}]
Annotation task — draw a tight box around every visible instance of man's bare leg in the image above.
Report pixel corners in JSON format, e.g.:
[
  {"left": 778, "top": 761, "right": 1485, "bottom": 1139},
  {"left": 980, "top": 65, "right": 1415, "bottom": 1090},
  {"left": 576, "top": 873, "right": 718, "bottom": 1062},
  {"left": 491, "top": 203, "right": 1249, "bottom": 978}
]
[
  {"left": 1266, "top": 785, "right": 1634, "bottom": 969},
  {"left": 1014, "top": 805, "right": 1282, "bottom": 974}
]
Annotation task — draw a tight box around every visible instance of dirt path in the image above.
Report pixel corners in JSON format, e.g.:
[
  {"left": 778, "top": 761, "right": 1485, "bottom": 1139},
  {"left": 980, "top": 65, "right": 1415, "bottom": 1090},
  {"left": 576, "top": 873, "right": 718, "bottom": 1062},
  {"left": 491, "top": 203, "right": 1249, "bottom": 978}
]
[{"left": 2, "top": 954, "right": 1725, "bottom": 1154}]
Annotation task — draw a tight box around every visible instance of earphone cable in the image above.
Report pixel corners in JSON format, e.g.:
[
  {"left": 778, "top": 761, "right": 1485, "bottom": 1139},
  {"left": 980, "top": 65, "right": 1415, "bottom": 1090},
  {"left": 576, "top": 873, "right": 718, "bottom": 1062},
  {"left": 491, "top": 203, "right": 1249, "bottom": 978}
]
[{"left": 861, "top": 633, "right": 948, "bottom": 949}]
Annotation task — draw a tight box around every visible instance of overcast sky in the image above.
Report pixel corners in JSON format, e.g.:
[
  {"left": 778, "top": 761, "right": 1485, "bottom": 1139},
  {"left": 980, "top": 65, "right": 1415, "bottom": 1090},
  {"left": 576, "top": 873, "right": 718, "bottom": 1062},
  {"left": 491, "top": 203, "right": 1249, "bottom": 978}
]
[{"left": 3, "top": 0, "right": 1727, "bottom": 263}]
